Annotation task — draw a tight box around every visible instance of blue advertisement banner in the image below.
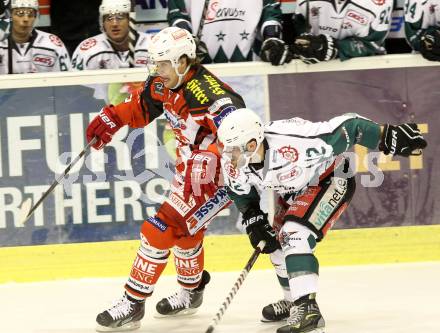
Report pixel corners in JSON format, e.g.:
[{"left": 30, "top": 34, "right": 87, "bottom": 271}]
[{"left": 0, "top": 75, "right": 266, "bottom": 247}]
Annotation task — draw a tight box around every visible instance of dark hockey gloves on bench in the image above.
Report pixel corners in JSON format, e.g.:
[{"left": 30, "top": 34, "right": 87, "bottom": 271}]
[
  {"left": 291, "top": 33, "right": 338, "bottom": 64},
  {"left": 379, "top": 123, "right": 427, "bottom": 157},
  {"left": 242, "top": 208, "right": 279, "bottom": 254},
  {"left": 420, "top": 29, "right": 440, "bottom": 61}
]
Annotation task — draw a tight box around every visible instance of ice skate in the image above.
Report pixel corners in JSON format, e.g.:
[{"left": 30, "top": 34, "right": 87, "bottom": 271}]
[
  {"left": 261, "top": 299, "right": 294, "bottom": 322},
  {"left": 155, "top": 270, "right": 210, "bottom": 317},
  {"left": 96, "top": 293, "right": 145, "bottom": 332},
  {"left": 276, "top": 294, "right": 325, "bottom": 333}
]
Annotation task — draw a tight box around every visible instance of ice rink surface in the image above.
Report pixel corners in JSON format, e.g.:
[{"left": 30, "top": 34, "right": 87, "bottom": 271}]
[{"left": 1, "top": 262, "right": 439, "bottom": 333}]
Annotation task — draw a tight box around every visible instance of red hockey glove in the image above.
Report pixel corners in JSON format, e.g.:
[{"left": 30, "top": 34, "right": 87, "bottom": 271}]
[
  {"left": 183, "top": 150, "right": 219, "bottom": 205},
  {"left": 86, "top": 106, "right": 123, "bottom": 150}
]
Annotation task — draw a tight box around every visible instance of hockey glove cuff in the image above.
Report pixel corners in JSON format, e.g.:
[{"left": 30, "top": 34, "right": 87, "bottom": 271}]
[
  {"left": 420, "top": 29, "right": 440, "bottom": 61},
  {"left": 86, "top": 106, "right": 123, "bottom": 150},
  {"left": 260, "top": 38, "right": 292, "bottom": 66}
]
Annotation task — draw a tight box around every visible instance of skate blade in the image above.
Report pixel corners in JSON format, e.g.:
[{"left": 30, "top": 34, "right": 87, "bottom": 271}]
[
  {"left": 153, "top": 307, "right": 199, "bottom": 319},
  {"left": 96, "top": 321, "right": 141, "bottom": 332},
  {"left": 260, "top": 317, "right": 288, "bottom": 323}
]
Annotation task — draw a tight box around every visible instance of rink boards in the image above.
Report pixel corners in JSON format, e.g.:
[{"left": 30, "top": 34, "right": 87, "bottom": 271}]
[{"left": 1, "top": 224, "right": 440, "bottom": 283}]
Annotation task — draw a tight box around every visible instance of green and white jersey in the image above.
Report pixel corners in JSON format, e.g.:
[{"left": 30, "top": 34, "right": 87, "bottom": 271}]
[
  {"left": 168, "top": 0, "right": 282, "bottom": 62},
  {"left": 223, "top": 114, "right": 381, "bottom": 211},
  {"left": 404, "top": 0, "right": 440, "bottom": 51},
  {"left": 293, "top": 0, "right": 393, "bottom": 60}
]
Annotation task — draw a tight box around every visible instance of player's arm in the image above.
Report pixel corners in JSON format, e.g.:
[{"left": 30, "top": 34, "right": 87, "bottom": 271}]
[
  {"left": 167, "top": 0, "right": 192, "bottom": 33},
  {"left": 86, "top": 78, "right": 165, "bottom": 149},
  {"left": 336, "top": 2, "right": 393, "bottom": 60},
  {"left": 315, "top": 114, "right": 427, "bottom": 156}
]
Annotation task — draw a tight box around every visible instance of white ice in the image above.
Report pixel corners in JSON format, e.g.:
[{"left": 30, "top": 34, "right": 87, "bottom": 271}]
[{"left": 1, "top": 262, "right": 439, "bottom": 333}]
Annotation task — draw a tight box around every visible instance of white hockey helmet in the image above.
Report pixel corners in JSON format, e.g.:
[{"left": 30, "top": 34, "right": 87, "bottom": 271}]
[
  {"left": 11, "top": 0, "right": 39, "bottom": 10},
  {"left": 217, "top": 108, "right": 265, "bottom": 168},
  {"left": 99, "top": 0, "right": 131, "bottom": 30},
  {"left": 149, "top": 27, "right": 196, "bottom": 66}
]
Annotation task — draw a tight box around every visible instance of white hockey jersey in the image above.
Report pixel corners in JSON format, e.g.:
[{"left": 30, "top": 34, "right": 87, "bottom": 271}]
[
  {"left": 0, "top": 29, "right": 71, "bottom": 74},
  {"left": 404, "top": 0, "right": 440, "bottom": 51},
  {"left": 223, "top": 114, "right": 381, "bottom": 198},
  {"left": 71, "top": 32, "right": 151, "bottom": 70},
  {"left": 168, "top": 0, "right": 282, "bottom": 62},
  {"left": 294, "top": 0, "right": 393, "bottom": 59}
]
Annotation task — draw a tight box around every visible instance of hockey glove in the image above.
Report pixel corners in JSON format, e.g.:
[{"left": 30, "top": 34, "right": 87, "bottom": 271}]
[
  {"left": 260, "top": 38, "right": 292, "bottom": 66},
  {"left": 379, "top": 123, "right": 427, "bottom": 157},
  {"left": 420, "top": 30, "right": 440, "bottom": 61},
  {"left": 184, "top": 150, "right": 219, "bottom": 205},
  {"left": 291, "top": 34, "right": 338, "bottom": 64},
  {"left": 242, "top": 208, "right": 279, "bottom": 254},
  {"left": 86, "top": 106, "right": 123, "bottom": 150}
]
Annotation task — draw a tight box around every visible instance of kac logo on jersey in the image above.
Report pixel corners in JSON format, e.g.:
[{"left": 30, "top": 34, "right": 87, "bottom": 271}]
[
  {"left": 278, "top": 146, "right": 299, "bottom": 163},
  {"left": 213, "top": 106, "right": 236, "bottom": 128},
  {"left": 49, "top": 34, "right": 63, "bottom": 47},
  {"left": 33, "top": 54, "right": 55, "bottom": 67},
  {"left": 80, "top": 38, "right": 97, "bottom": 51}
]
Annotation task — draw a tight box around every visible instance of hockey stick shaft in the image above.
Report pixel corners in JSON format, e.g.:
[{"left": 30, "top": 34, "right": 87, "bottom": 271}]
[
  {"left": 204, "top": 240, "right": 266, "bottom": 333},
  {"left": 128, "top": 0, "right": 136, "bottom": 67},
  {"left": 196, "top": 0, "right": 210, "bottom": 39},
  {"left": 20, "top": 137, "right": 97, "bottom": 224}
]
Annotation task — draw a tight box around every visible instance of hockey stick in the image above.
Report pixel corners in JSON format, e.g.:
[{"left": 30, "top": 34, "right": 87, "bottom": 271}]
[
  {"left": 128, "top": 0, "right": 136, "bottom": 67},
  {"left": 196, "top": 0, "right": 210, "bottom": 39},
  {"left": 204, "top": 240, "right": 266, "bottom": 333},
  {"left": 18, "top": 137, "right": 97, "bottom": 225}
]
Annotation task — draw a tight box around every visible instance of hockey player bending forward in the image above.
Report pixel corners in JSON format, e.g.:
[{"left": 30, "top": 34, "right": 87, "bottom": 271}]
[
  {"left": 86, "top": 27, "right": 245, "bottom": 331},
  {"left": 217, "top": 109, "right": 427, "bottom": 333}
]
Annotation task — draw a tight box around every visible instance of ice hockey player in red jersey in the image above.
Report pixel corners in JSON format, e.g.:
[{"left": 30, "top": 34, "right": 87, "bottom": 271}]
[{"left": 86, "top": 26, "right": 245, "bottom": 331}]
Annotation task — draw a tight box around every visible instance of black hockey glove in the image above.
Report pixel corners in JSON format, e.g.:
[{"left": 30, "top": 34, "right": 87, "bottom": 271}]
[
  {"left": 242, "top": 208, "right": 279, "bottom": 254},
  {"left": 260, "top": 38, "right": 292, "bottom": 66},
  {"left": 379, "top": 123, "right": 427, "bottom": 157},
  {"left": 420, "top": 30, "right": 440, "bottom": 61},
  {"left": 291, "top": 34, "right": 338, "bottom": 64}
]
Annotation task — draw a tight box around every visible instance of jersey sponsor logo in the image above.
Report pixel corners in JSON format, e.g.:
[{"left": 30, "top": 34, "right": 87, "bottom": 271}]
[
  {"left": 206, "top": 2, "right": 246, "bottom": 23},
  {"left": 347, "top": 10, "right": 368, "bottom": 25},
  {"left": 135, "top": 56, "right": 148, "bottom": 66},
  {"left": 32, "top": 54, "right": 55, "bottom": 67},
  {"left": 146, "top": 216, "right": 168, "bottom": 232},
  {"left": 154, "top": 81, "right": 164, "bottom": 95},
  {"left": 213, "top": 105, "right": 236, "bottom": 128},
  {"left": 319, "top": 26, "right": 338, "bottom": 33},
  {"left": 208, "top": 97, "right": 233, "bottom": 113},
  {"left": 193, "top": 188, "right": 229, "bottom": 221},
  {"left": 164, "top": 109, "right": 185, "bottom": 130},
  {"left": 309, "top": 178, "right": 347, "bottom": 229},
  {"left": 80, "top": 38, "right": 97, "bottom": 51},
  {"left": 203, "top": 74, "right": 226, "bottom": 95},
  {"left": 278, "top": 146, "right": 299, "bottom": 163},
  {"left": 49, "top": 34, "right": 63, "bottom": 47},
  {"left": 277, "top": 166, "right": 302, "bottom": 182},
  {"left": 186, "top": 79, "right": 209, "bottom": 104},
  {"left": 168, "top": 192, "right": 192, "bottom": 216}
]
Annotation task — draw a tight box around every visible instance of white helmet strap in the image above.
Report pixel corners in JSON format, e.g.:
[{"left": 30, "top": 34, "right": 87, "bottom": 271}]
[{"left": 170, "top": 61, "right": 191, "bottom": 90}]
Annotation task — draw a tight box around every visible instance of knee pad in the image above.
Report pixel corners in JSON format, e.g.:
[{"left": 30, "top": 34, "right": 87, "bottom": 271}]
[{"left": 279, "top": 222, "right": 317, "bottom": 256}]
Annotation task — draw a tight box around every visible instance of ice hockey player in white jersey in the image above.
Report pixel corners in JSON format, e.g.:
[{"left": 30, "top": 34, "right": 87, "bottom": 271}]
[
  {"left": 168, "top": 0, "right": 284, "bottom": 64},
  {"left": 404, "top": 0, "right": 440, "bottom": 61},
  {"left": 217, "top": 109, "right": 427, "bottom": 333},
  {"left": 71, "top": 0, "right": 150, "bottom": 70},
  {"left": 266, "top": 0, "right": 394, "bottom": 65},
  {"left": 0, "top": 0, "right": 71, "bottom": 74}
]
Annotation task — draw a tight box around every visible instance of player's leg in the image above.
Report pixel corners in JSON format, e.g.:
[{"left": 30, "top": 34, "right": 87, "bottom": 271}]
[
  {"left": 154, "top": 185, "right": 229, "bottom": 316},
  {"left": 276, "top": 171, "right": 356, "bottom": 333},
  {"left": 95, "top": 214, "right": 177, "bottom": 332},
  {"left": 261, "top": 196, "right": 294, "bottom": 322}
]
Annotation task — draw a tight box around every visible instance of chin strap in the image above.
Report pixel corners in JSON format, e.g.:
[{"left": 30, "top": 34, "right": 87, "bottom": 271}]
[{"left": 170, "top": 63, "right": 191, "bottom": 90}]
